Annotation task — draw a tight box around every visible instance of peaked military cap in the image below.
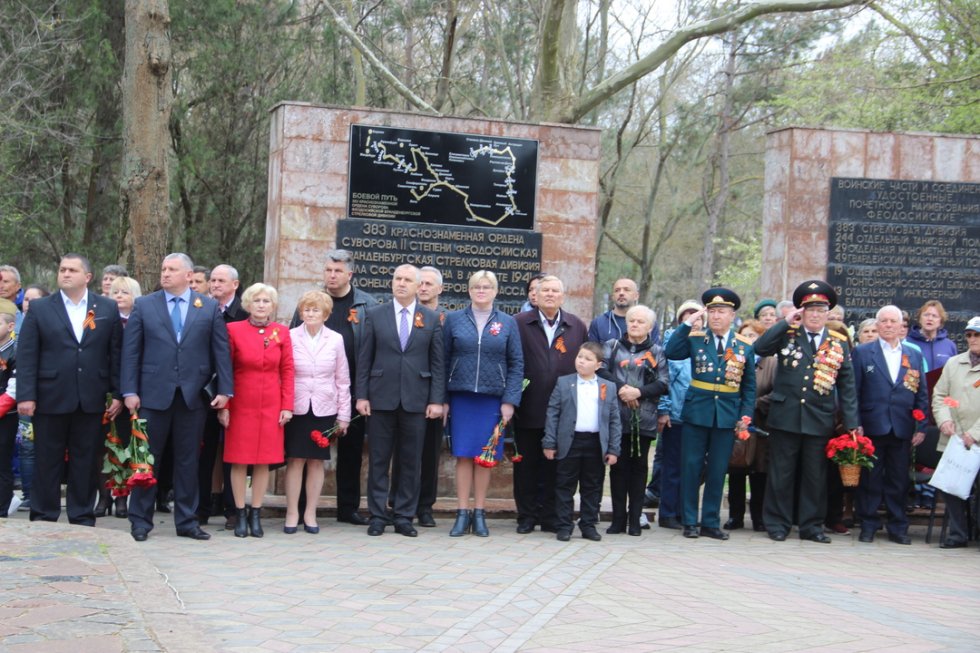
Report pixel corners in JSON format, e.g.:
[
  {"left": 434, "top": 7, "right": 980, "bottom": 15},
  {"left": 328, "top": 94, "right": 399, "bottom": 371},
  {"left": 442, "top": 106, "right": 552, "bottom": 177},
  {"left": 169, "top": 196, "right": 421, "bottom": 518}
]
[
  {"left": 792, "top": 280, "right": 837, "bottom": 309},
  {"left": 701, "top": 287, "right": 740, "bottom": 311}
]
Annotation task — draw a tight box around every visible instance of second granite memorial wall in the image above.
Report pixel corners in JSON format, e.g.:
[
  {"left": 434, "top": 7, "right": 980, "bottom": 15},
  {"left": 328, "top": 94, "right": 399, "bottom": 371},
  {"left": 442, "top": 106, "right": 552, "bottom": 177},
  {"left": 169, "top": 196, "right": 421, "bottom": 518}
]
[{"left": 761, "top": 127, "right": 979, "bottom": 340}]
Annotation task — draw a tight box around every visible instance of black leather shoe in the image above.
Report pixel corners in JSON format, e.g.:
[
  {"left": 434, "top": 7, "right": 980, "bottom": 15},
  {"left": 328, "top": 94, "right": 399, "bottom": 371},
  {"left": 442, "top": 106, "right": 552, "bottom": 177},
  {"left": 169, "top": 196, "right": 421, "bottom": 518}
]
[
  {"left": 723, "top": 518, "right": 744, "bottom": 530},
  {"left": 449, "top": 510, "right": 472, "bottom": 537},
  {"left": 394, "top": 521, "right": 418, "bottom": 537},
  {"left": 940, "top": 539, "right": 967, "bottom": 549},
  {"left": 700, "top": 527, "right": 730, "bottom": 540},
  {"left": 247, "top": 506, "right": 264, "bottom": 538},
  {"left": 858, "top": 531, "right": 875, "bottom": 543},
  {"left": 581, "top": 528, "right": 602, "bottom": 541},
  {"left": 516, "top": 518, "right": 535, "bottom": 534},
  {"left": 114, "top": 497, "right": 128, "bottom": 519},
  {"left": 367, "top": 520, "right": 385, "bottom": 536},
  {"left": 605, "top": 522, "right": 625, "bottom": 535},
  {"left": 177, "top": 526, "right": 211, "bottom": 540},
  {"left": 682, "top": 525, "right": 699, "bottom": 538},
  {"left": 339, "top": 511, "right": 369, "bottom": 526},
  {"left": 471, "top": 509, "right": 489, "bottom": 537},
  {"left": 417, "top": 512, "right": 437, "bottom": 528},
  {"left": 556, "top": 530, "right": 571, "bottom": 542},
  {"left": 802, "top": 532, "right": 832, "bottom": 544},
  {"left": 768, "top": 531, "right": 787, "bottom": 542},
  {"left": 888, "top": 533, "right": 911, "bottom": 545},
  {"left": 658, "top": 517, "right": 682, "bottom": 530},
  {"left": 627, "top": 525, "right": 642, "bottom": 537},
  {"left": 303, "top": 523, "right": 320, "bottom": 534},
  {"left": 131, "top": 528, "right": 149, "bottom": 542}
]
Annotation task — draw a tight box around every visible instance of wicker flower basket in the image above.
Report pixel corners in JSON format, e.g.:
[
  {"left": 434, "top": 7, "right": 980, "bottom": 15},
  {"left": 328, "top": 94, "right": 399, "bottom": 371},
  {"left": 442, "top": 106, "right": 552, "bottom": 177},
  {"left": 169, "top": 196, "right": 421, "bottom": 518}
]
[{"left": 839, "top": 464, "right": 862, "bottom": 487}]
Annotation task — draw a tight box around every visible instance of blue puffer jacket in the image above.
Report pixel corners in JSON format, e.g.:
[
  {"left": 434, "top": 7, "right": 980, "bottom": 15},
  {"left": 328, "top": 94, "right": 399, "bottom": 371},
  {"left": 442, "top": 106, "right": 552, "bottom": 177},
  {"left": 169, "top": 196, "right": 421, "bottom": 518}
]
[{"left": 444, "top": 305, "right": 525, "bottom": 405}]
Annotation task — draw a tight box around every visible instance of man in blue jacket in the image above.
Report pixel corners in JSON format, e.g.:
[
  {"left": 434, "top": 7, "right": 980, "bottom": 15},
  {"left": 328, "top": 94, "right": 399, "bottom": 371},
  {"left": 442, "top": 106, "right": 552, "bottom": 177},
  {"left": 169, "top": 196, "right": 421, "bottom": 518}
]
[{"left": 852, "top": 305, "right": 928, "bottom": 545}]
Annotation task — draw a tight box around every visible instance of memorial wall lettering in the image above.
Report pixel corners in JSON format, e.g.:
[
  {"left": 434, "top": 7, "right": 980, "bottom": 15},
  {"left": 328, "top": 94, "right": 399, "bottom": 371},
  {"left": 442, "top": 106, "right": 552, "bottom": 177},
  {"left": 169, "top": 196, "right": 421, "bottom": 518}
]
[
  {"left": 827, "top": 177, "right": 980, "bottom": 339},
  {"left": 348, "top": 124, "right": 538, "bottom": 230},
  {"left": 337, "top": 218, "right": 542, "bottom": 313}
]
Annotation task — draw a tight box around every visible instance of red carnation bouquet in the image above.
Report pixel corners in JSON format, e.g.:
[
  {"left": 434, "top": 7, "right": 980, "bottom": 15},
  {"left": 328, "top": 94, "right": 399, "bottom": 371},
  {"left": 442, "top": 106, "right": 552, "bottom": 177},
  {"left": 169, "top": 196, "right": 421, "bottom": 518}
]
[
  {"left": 826, "top": 431, "right": 876, "bottom": 469},
  {"left": 311, "top": 415, "right": 362, "bottom": 448},
  {"left": 126, "top": 413, "right": 157, "bottom": 489}
]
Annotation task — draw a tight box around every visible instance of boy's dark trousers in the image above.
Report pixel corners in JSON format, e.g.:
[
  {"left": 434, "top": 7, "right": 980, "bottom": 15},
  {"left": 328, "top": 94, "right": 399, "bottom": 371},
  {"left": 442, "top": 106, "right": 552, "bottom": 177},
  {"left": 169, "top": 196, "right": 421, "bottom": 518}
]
[{"left": 555, "top": 431, "right": 604, "bottom": 533}]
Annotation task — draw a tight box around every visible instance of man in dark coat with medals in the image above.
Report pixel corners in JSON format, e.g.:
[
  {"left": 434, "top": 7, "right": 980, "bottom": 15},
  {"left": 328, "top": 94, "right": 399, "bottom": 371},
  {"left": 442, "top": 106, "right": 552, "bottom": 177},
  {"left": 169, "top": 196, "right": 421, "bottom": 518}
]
[
  {"left": 754, "top": 280, "right": 859, "bottom": 543},
  {"left": 665, "top": 288, "right": 755, "bottom": 540}
]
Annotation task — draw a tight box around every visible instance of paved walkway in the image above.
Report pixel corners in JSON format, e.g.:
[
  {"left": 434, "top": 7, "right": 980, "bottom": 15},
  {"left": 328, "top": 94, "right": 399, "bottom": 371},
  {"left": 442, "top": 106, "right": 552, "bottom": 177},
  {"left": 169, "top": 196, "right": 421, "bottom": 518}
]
[{"left": 2, "top": 508, "right": 979, "bottom": 652}]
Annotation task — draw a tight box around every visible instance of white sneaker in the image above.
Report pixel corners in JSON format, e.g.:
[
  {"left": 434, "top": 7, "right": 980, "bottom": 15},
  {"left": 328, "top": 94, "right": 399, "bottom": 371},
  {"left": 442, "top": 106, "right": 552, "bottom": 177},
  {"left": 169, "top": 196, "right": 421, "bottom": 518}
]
[{"left": 639, "top": 513, "right": 651, "bottom": 529}]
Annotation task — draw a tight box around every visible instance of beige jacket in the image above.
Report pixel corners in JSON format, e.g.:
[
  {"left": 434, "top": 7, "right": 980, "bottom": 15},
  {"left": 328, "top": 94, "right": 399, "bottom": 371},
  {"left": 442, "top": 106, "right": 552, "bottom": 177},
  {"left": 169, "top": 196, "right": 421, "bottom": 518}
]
[{"left": 931, "top": 352, "right": 980, "bottom": 451}]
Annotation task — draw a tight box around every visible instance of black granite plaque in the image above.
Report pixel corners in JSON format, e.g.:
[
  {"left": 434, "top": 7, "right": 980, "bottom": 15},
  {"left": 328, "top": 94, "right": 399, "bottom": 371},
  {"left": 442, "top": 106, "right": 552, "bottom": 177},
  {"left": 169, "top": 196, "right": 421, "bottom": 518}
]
[
  {"left": 827, "top": 177, "right": 980, "bottom": 342},
  {"left": 337, "top": 218, "right": 542, "bottom": 314},
  {"left": 348, "top": 124, "right": 538, "bottom": 230}
]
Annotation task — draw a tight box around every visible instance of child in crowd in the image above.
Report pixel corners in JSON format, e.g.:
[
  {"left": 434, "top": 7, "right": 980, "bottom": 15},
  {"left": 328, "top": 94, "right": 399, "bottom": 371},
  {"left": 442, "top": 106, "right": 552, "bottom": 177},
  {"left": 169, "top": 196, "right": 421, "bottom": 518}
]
[{"left": 543, "top": 342, "right": 621, "bottom": 542}]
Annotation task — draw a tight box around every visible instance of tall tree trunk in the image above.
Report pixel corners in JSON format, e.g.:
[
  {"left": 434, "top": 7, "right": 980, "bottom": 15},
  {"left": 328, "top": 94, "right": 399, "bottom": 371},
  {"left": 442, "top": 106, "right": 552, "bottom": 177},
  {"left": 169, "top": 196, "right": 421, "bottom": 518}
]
[
  {"left": 121, "top": 0, "right": 172, "bottom": 288},
  {"left": 83, "top": 0, "right": 126, "bottom": 256}
]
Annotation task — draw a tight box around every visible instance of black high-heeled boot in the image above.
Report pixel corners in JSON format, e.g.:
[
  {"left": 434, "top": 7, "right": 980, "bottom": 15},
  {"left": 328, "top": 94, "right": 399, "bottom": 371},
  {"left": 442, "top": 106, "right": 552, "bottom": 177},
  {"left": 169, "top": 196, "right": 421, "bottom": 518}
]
[
  {"left": 472, "top": 509, "right": 489, "bottom": 537},
  {"left": 234, "top": 508, "right": 248, "bottom": 538},
  {"left": 114, "top": 496, "right": 128, "bottom": 519},
  {"left": 449, "top": 509, "right": 471, "bottom": 537},
  {"left": 94, "top": 487, "right": 112, "bottom": 518},
  {"left": 248, "top": 506, "right": 264, "bottom": 538}
]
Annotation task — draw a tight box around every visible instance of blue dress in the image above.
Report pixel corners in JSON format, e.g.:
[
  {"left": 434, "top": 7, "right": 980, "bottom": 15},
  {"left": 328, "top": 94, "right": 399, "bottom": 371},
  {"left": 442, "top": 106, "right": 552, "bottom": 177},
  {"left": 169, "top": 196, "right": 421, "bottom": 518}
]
[{"left": 449, "top": 392, "right": 505, "bottom": 458}]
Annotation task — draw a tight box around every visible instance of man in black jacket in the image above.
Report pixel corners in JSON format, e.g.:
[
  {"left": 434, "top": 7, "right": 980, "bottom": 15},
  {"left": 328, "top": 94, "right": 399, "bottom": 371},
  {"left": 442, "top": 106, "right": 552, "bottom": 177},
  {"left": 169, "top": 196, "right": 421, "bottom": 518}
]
[{"left": 17, "top": 254, "right": 123, "bottom": 525}]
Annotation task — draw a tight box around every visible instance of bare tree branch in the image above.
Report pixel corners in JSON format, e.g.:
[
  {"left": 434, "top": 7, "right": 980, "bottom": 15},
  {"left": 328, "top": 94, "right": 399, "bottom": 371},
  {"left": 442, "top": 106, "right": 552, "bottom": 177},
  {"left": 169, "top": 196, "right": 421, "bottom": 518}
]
[
  {"left": 563, "top": 0, "right": 867, "bottom": 123},
  {"left": 322, "top": 1, "right": 439, "bottom": 114}
]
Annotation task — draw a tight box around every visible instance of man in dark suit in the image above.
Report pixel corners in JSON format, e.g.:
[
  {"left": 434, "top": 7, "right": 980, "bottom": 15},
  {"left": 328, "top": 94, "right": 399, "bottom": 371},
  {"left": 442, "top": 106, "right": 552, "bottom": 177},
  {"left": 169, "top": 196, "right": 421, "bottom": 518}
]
[
  {"left": 754, "top": 280, "right": 859, "bottom": 543},
  {"left": 852, "top": 304, "right": 928, "bottom": 545},
  {"left": 513, "top": 275, "right": 588, "bottom": 534},
  {"left": 196, "top": 263, "right": 248, "bottom": 527},
  {"left": 665, "top": 288, "right": 756, "bottom": 541},
  {"left": 122, "top": 253, "right": 233, "bottom": 542},
  {"left": 17, "top": 253, "right": 123, "bottom": 526},
  {"left": 355, "top": 264, "right": 444, "bottom": 537}
]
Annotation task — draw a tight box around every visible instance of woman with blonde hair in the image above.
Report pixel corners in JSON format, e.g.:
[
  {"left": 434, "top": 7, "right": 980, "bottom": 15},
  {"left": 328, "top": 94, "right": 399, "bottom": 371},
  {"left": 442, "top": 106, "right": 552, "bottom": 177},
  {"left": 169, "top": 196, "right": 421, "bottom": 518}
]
[{"left": 219, "top": 283, "right": 295, "bottom": 538}]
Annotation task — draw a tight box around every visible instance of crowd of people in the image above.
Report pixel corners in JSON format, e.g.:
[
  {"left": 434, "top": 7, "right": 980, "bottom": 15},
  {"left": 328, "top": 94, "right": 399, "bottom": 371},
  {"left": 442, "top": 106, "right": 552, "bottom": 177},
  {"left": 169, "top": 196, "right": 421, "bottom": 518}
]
[{"left": 0, "top": 251, "right": 977, "bottom": 550}]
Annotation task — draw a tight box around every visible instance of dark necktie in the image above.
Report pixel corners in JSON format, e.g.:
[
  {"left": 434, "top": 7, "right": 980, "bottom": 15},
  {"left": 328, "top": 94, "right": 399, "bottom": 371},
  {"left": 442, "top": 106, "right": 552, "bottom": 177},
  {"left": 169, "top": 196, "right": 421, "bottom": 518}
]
[
  {"left": 716, "top": 335, "right": 724, "bottom": 355},
  {"left": 808, "top": 331, "right": 819, "bottom": 351}
]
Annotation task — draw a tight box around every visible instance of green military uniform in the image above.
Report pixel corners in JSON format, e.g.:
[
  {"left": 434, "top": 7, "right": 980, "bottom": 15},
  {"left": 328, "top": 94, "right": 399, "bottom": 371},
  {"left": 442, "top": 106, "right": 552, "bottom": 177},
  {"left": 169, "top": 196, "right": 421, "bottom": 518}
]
[
  {"left": 753, "top": 280, "right": 859, "bottom": 542},
  {"left": 665, "top": 288, "right": 755, "bottom": 537}
]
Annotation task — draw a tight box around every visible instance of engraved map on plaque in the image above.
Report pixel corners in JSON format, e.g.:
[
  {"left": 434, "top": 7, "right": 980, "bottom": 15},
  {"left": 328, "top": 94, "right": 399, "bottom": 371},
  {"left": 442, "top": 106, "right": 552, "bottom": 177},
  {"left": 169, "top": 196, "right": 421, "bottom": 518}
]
[
  {"left": 827, "top": 177, "right": 980, "bottom": 337},
  {"left": 348, "top": 124, "right": 537, "bottom": 230}
]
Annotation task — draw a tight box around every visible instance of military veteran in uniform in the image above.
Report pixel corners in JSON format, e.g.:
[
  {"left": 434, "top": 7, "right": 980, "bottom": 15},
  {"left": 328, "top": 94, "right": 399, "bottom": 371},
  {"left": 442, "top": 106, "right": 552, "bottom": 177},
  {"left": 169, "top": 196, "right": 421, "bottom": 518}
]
[
  {"left": 665, "top": 288, "right": 755, "bottom": 540},
  {"left": 754, "top": 280, "right": 859, "bottom": 543}
]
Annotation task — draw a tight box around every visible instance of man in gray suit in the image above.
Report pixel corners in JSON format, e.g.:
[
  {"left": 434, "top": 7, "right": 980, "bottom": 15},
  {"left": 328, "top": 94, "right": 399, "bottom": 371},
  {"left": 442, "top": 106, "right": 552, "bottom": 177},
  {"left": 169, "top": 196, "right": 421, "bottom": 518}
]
[
  {"left": 122, "top": 253, "right": 234, "bottom": 542},
  {"left": 356, "top": 264, "right": 445, "bottom": 537}
]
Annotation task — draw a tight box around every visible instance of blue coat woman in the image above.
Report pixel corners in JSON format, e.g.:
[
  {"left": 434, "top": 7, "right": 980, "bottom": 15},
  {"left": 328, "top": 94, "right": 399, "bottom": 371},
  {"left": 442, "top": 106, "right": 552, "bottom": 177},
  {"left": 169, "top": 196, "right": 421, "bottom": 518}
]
[{"left": 443, "top": 271, "right": 524, "bottom": 537}]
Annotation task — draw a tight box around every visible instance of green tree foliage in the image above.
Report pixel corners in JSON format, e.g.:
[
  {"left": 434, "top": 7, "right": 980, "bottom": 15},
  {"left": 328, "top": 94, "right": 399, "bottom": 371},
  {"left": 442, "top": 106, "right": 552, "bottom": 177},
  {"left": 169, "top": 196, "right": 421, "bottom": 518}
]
[{"left": 772, "top": 0, "right": 978, "bottom": 133}]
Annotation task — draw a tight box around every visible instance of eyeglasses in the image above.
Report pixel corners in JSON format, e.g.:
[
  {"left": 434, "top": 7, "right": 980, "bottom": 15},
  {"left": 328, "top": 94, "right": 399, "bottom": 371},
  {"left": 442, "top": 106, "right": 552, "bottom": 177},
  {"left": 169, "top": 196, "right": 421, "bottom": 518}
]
[{"left": 965, "top": 332, "right": 980, "bottom": 339}]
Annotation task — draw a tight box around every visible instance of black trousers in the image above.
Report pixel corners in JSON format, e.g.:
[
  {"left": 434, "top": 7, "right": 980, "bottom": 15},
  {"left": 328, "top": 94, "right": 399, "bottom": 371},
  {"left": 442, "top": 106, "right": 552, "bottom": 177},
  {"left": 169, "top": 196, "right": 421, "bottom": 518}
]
[
  {"left": 0, "top": 412, "right": 18, "bottom": 516},
  {"left": 389, "top": 415, "right": 443, "bottom": 516},
  {"left": 555, "top": 432, "right": 604, "bottom": 533},
  {"left": 942, "top": 491, "right": 975, "bottom": 544},
  {"left": 197, "top": 408, "right": 222, "bottom": 516},
  {"left": 764, "top": 428, "right": 827, "bottom": 538},
  {"left": 856, "top": 434, "right": 911, "bottom": 537},
  {"left": 30, "top": 410, "right": 103, "bottom": 525},
  {"left": 336, "top": 414, "right": 366, "bottom": 518},
  {"left": 728, "top": 470, "right": 766, "bottom": 525},
  {"left": 128, "top": 390, "right": 207, "bottom": 533},
  {"left": 513, "top": 426, "right": 557, "bottom": 527},
  {"left": 609, "top": 434, "right": 652, "bottom": 529},
  {"left": 366, "top": 408, "right": 425, "bottom": 523}
]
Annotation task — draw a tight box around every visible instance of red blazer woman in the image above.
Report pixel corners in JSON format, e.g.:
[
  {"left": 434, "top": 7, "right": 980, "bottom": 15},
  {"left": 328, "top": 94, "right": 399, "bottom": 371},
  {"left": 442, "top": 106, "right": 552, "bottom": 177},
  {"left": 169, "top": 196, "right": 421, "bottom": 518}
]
[{"left": 224, "top": 320, "right": 295, "bottom": 464}]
